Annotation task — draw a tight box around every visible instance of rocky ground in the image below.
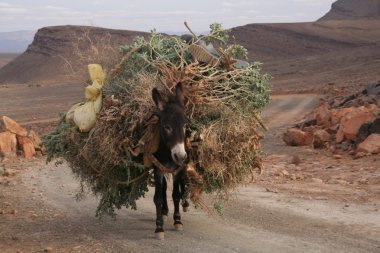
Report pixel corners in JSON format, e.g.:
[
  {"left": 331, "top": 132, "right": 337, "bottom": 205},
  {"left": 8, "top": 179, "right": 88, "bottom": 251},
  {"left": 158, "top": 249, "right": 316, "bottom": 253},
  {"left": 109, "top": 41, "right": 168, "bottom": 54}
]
[{"left": 0, "top": 93, "right": 379, "bottom": 253}]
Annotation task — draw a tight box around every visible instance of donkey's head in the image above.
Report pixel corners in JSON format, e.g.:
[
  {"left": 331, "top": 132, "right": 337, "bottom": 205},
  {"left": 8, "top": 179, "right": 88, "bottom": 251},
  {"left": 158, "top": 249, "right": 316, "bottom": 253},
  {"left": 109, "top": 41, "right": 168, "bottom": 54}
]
[{"left": 152, "top": 83, "right": 187, "bottom": 165}]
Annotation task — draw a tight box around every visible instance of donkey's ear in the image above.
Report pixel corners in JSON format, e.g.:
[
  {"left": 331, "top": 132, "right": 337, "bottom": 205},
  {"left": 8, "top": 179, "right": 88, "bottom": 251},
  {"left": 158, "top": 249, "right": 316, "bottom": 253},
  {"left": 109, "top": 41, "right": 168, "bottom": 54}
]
[
  {"left": 175, "top": 82, "right": 184, "bottom": 107},
  {"left": 152, "top": 88, "right": 164, "bottom": 111}
]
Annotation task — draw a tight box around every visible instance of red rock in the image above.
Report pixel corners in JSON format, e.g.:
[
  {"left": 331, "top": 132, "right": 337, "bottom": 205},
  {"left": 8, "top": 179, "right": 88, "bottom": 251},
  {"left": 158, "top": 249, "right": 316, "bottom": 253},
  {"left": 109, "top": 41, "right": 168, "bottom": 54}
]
[
  {"left": 313, "top": 129, "right": 331, "bottom": 148},
  {"left": 283, "top": 128, "right": 313, "bottom": 146},
  {"left": 17, "top": 136, "right": 36, "bottom": 158},
  {"left": 2, "top": 116, "right": 28, "bottom": 136},
  {"left": 330, "top": 107, "right": 356, "bottom": 126},
  {"left": 357, "top": 134, "right": 380, "bottom": 154},
  {"left": 336, "top": 108, "right": 376, "bottom": 142},
  {"left": 0, "top": 131, "right": 17, "bottom": 158},
  {"left": 28, "top": 130, "right": 43, "bottom": 150},
  {"left": 313, "top": 102, "right": 331, "bottom": 127}
]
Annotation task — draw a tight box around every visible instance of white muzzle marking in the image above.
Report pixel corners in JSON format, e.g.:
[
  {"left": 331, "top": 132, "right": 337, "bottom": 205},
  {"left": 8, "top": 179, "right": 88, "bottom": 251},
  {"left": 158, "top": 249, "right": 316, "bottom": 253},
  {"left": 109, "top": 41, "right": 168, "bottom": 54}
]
[{"left": 171, "top": 142, "right": 187, "bottom": 164}]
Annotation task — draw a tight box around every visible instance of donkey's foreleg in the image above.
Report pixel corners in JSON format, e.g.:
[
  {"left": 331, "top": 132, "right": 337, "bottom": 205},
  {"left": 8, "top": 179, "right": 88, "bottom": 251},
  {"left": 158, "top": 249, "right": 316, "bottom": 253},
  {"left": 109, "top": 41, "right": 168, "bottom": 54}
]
[
  {"left": 162, "top": 175, "right": 169, "bottom": 221},
  {"left": 154, "top": 169, "right": 165, "bottom": 239},
  {"left": 172, "top": 176, "right": 183, "bottom": 231},
  {"left": 179, "top": 174, "right": 190, "bottom": 212}
]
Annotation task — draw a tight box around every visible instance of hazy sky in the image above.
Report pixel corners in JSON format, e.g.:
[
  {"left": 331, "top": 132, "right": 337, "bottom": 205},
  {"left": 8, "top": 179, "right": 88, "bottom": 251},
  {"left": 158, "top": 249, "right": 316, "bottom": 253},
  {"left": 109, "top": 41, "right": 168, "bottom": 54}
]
[{"left": 0, "top": 0, "right": 336, "bottom": 33}]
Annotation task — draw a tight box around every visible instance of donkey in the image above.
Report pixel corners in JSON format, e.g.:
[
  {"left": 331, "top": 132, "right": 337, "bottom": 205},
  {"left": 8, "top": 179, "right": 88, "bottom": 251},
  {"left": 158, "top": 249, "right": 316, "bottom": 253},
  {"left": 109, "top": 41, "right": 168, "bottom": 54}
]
[{"left": 151, "top": 83, "right": 190, "bottom": 239}]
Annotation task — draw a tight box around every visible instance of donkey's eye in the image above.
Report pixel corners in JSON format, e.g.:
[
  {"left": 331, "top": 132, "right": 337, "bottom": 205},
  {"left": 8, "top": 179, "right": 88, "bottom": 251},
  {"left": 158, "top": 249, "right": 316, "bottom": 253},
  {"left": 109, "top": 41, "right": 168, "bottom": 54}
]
[{"left": 164, "top": 125, "right": 172, "bottom": 133}]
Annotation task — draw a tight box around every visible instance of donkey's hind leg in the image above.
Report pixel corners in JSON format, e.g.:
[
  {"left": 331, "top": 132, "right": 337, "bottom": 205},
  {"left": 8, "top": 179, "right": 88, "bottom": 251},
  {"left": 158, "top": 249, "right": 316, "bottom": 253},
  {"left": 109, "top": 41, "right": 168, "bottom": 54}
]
[
  {"left": 172, "top": 175, "right": 183, "bottom": 231},
  {"left": 154, "top": 169, "right": 165, "bottom": 239}
]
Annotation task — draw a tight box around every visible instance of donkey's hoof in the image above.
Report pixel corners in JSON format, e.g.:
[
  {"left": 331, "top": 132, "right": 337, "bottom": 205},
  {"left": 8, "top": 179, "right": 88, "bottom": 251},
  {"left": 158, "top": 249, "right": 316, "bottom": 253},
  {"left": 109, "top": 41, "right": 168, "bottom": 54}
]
[
  {"left": 182, "top": 206, "right": 189, "bottom": 212},
  {"left": 155, "top": 232, "right": 165, "bottom": 240},
  {"left": 174, "top": 223, "right": 183, "bottom": 231},
  {"left": 162, "top": 215, "right": 168, "bottom": 222}
]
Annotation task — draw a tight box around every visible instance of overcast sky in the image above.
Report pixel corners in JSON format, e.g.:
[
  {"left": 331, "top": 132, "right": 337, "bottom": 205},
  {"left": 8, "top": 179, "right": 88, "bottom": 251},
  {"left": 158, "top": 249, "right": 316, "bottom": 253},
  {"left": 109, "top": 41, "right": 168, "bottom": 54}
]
[{"left": 0, "top": 0, "right": 336, "bottom": 33}]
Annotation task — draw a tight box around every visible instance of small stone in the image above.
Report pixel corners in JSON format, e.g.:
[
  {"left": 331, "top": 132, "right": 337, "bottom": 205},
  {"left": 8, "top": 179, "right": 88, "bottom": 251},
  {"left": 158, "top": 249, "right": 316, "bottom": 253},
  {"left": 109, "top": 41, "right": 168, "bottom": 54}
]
[
  {"left": 275, "top": 171, "right": 283, "bottom": 177},
  {"left": 354, "top": 152, "right": 366, "bottom": 159},
  {"left": 311, "top": 178, "right": 323, "bottom": 184},
  {"left": 9, "top": 209, "right": 17, "bottom": 215},
  {"left": 281, "top": 170, "right": 290, "bottom": 176},
  {"left": 290, "top": 174, "right": 297, "bottom": 180},
  {"left": 44, "top": 247, "right": 53, "bottom": 252},
  {"left": 265, "top": 188, "right": 279, "bottom": 193},
  {"left": 290, "top": 155, "right": 301, "bottom": 165},
  {"left": 345, "top": 203, "right": 350, "bottom": 207},
  {"left": 336, "top": 179, "right": 349, "bottom": 185},
  {"left": 283, "top": 128, "right": 313, "bottom": 146},
  {"left": 314, "top": 196, "right": 329, "bottom": 200},
  {"left": 11, "top": 235, "right": 19, "bottom": 240},
  {"left": 333, "top": 154, "right": 342, "bottom": 159}
]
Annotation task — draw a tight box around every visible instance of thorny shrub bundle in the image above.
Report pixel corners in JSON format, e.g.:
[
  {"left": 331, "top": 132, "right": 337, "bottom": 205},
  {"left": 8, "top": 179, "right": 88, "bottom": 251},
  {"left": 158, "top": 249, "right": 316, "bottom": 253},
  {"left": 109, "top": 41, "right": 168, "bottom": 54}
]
[{"left": 44, "top": 23, "right": 271, "bottom": 217}]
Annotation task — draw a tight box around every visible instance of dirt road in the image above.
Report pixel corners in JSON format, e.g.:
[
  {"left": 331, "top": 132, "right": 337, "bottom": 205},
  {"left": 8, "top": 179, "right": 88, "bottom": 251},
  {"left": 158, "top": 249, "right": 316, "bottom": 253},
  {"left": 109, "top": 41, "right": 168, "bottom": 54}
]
[{"left": 1, "top": 94, "right": 379, "bottom": 253}]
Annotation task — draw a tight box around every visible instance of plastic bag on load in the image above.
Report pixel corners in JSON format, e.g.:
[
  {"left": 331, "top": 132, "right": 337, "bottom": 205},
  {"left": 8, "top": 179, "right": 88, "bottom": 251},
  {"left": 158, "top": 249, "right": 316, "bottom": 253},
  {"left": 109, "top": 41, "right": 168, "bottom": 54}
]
[
  {"left": 73, "top": 101, "right": 97, "bottom": 132},
  {"left": 67, "top": 64, "right": 105, "bottom": 132},
  {"left": 66, "top": 102, "right": 83, "bottom": 124}
]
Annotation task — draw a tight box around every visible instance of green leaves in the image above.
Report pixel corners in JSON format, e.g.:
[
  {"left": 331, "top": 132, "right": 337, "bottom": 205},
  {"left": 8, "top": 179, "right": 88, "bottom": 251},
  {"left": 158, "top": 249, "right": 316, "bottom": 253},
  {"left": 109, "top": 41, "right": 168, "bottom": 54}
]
[{"left": 203, "top": 23, "right": 231, "bottom": 44}]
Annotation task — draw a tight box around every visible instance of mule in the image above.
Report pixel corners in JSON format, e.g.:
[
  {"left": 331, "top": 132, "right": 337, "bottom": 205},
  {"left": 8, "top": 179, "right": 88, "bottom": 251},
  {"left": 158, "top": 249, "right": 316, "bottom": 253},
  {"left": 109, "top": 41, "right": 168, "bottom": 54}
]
[{"left": 151, "top": 83, "right": 190, "bottom": 239}]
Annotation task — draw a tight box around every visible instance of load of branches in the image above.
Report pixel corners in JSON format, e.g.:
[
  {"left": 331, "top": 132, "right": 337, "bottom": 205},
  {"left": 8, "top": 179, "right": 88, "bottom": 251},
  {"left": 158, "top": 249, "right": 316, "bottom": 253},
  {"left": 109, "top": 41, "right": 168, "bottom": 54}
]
[{"left": 44, "top": 23, "right": 271, "bottom": 217}]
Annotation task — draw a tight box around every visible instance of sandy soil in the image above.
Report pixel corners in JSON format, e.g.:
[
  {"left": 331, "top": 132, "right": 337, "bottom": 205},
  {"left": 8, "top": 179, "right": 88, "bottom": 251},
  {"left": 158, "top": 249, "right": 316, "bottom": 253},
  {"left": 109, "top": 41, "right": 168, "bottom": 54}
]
[
  {"left": 1, "top": 94, "right": 379, "bottom": 253},
  {"left": 0, "top": 83, "right": 83, "bottom": 134}
]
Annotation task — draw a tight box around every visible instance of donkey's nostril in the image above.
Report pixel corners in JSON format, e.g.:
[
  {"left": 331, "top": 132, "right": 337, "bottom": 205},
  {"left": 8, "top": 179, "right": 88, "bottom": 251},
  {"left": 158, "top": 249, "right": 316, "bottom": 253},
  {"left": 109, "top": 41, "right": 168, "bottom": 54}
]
[{"left": 174, "top": 153, "right": 179, "bottom": 162}]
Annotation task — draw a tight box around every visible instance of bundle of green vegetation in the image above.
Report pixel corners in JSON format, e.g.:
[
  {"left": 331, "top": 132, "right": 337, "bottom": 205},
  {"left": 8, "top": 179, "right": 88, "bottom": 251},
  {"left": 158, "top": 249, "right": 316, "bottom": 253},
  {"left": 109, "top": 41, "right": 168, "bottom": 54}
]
[{"left": 44, "top": 23, "right": 271, "bottom": 218}]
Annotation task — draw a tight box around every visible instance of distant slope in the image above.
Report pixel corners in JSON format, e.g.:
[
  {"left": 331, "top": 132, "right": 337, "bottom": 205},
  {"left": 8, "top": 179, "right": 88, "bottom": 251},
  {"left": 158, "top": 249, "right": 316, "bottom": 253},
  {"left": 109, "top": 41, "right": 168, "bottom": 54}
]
[
  {"left": 0, "top": 53, "right": 19, "bottom": 68},
  {"left": 0, "top": 26, "right": 148, "bottom": 84},
  {"left": 319, "top": 0, "right": 380, "bottom": 21},
  {"left": 0, "top": 30, "right": 35, "bottom": 53}
]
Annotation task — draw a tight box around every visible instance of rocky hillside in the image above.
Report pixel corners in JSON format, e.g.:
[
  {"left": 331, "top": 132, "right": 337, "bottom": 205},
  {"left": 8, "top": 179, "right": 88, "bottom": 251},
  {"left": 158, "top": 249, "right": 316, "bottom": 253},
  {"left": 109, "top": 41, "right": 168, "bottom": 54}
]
[
  {"left": 231, "top": 20, "right": 380, "bottom": 92},
  {"left": 319, "top": 0, "right": 380, "bottom": 21},
  {"left": 0, "top": 26, "right": 148, "bottom": 84}
]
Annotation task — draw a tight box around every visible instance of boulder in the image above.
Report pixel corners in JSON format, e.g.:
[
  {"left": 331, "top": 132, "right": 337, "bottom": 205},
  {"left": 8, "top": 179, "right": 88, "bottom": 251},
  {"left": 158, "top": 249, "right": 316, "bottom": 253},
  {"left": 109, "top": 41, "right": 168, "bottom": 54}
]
[
  {"left": 0, "top": 131, "right": 17, "bottom": 158},
  {"left": 2, "top": 116, "right": 28, "bottom": 136},
  {"left": 357, "top": 134, "right": 380, "bottom": 154},
  {"left": 356, "top": 122, "right": 372, "bottom": 144},
  {"left": 17, "top": 136, "right": 36, "bottom": 158},
  {"left": 330, "top": 107, "right": 356, "bottom": 126},
  {"left": 313, "top": 129, "right": 331, "bottom": 148},
  {"left": 336, "top": 108, "right": 376, "bottom": 142},
  {"left": 313, "top": 102, "right": 331, "bottom": 127},
  {"left": 28, "top": 130, "right": 42, "bottom": 149},
  {"left": 369, "top": 117, "right": 380, "bottom": 134},
  {"left": 283, "top": 128, "right": 313, "bottom": 146}
]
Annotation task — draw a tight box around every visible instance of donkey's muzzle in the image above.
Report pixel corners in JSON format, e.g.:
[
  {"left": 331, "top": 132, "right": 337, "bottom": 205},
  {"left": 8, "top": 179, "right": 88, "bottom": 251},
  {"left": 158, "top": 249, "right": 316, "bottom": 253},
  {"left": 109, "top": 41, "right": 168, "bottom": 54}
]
[{"left": 171, "top": 142, "right": 187, "bottom": 165}]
